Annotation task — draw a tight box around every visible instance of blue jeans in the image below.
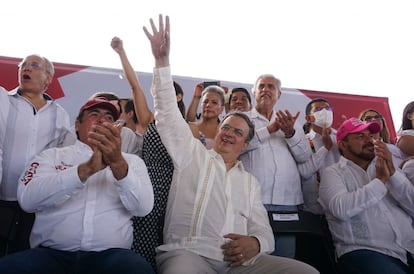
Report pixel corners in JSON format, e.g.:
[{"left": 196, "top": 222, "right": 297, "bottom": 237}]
[
  {"left": 265, "top": 204, "right": 299, "bottom": 259},
  {"left": 338, "top": 249, "right": 410, "bottom": 274},
  {"left": 0, "top": 246, "right": 155, "bottom": 274}
]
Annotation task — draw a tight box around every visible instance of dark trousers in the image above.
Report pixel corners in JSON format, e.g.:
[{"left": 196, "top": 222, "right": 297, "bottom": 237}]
[
  {"left": 0, "top": 200, "right": 35, "bottom": 256},
  {"left": 338, "top": 249, "right": 412, "bottom": 274},
  {"left": 0, "top": 246, "right": 155, "bottom": 274}
]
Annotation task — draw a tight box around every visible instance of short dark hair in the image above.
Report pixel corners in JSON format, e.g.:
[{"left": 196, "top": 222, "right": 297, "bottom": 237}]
[
  {"left": 229, "top": 87, "right": 251, "bottom": 104},
  {"left": 305, "top": 98, "right": 330, "bottom": 115},
  {"left": 124, "top": 99, "right": 138, "bottom": 124},
  {"left": 174, "top": 81, "right": 186, "bottom": 118},
  {"left": 219, "top": 111, "right": 255, "bottom": 142}
]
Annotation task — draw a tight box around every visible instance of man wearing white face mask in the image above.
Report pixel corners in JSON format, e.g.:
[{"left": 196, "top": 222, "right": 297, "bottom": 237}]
[{"left": 298, "top": 98, "right": 341, "bottom": 214}]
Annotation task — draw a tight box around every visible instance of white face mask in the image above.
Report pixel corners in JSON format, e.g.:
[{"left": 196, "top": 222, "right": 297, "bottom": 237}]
[{"left": 313, "top": 109, "right": 333, "bottom": 128}]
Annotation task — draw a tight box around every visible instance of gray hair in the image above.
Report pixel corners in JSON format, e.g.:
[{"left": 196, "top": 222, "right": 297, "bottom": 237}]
[
  {"left": 43, "top": 56, "right": 55, "bottom": 76},
  {"left": 19, "top": 54, "right": 55, "bottom": 76},
  {"left": 252, "top": 74, "right": 281, "bottom": 93},
  {"left": 202, "top": 85, "right": 225, "bottom": 106}
]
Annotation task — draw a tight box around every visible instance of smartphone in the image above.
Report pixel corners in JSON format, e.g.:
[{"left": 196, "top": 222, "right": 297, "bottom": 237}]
[
  {"left": 115, "top": 119, "right": 126, "bottom": 126},
  {"left": 203, "top": 81, "right": 221, "bottom": 88}
]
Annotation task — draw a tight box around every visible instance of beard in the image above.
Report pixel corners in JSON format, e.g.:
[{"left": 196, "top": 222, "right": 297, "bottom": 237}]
[{"left": 348, "top": 143, "right": 375, "bottom": 161}]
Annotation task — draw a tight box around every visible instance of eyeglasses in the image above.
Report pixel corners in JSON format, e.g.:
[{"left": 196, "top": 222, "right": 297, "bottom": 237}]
[
  {"left": 220, "top": 124, "right": 244, "bottom": 137},
  {"left": 363, "top": 115, "right": 383, "bottom": 122},
  {"left": 18, "top": 61, "right": 43, "bottom": 70}
]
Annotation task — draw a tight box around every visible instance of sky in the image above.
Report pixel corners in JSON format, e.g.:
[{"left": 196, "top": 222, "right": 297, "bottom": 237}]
[{"left": 1, "top": 0, "right": 413, "bottom": 130}]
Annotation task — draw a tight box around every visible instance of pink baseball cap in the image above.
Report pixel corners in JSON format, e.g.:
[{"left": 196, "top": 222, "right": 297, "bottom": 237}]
[{"left": 336, "top": 117, "right": 381, "bottom": 143}]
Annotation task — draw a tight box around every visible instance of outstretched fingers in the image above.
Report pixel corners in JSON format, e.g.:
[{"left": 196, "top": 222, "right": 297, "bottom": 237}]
[
  {"left": 143, "top": 14, "right": 169, "bottom": 38},
  {"left": 158, "top": 14, "right": 164, "bottom": 34},
  {"left": 143, "top": 18, "right": 156, "bottom": 40}
]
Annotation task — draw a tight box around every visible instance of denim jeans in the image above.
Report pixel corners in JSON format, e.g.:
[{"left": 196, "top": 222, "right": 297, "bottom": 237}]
[
  {"left": 338, "top": 249, "right": 410, "bottom": 274},
  {"left": 265, "top": 204, "right": 300, "bottom": 259},
  {"left": 0, "top": 246, "right": 154, "bottom": 274}
]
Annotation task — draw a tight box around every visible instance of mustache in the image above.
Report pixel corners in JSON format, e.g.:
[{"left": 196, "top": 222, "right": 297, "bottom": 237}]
[{"left": 362, "top": 143, "right": 374, "bottom": 149}]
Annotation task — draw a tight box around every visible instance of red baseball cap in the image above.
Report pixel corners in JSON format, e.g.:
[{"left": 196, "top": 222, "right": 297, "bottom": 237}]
[
  {"left": 336, "top": 117, "right": 381, "bottom": 143},
  {"left": 78, "top": 98, "right": 119, "bottom": 121}
]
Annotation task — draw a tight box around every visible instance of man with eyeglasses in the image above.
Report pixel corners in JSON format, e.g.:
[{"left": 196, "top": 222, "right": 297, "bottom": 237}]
[
  {"left": 0, "top": 54, "right": 70, "bottom": 256},
  {"left": 318, "top": 117, "right": 414, "bottom": 274},
  {"left": 145, "top": 14, "right": 318, "bottom": 274}
]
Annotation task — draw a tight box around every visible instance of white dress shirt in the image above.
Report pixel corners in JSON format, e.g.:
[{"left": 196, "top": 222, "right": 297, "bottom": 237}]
[
  {"left": 152, "top": 67, "right": 274, "bottom": 263},
  {"left": 239, "top": 108, "right": 311, "bottom": 205},
  {"left": 17, "top": 140, "right": 154, "bottom": 251},
  {"left": 386, "top": 143, "right": 405, "bottom": 168},
  {"left": 0, "top": 87, "right": 70, "bottom": 201},
  {"left": 120, "top": 126, "right": 140, "bottom": 155},
  {"left": 298, "top": 129, "right": 340, "bottom": 214},
  {"left": 402, "top": 158, "right": 414, "bottom": 183},
  {"left": 319, "top": 156, "right": 414, "bottom": 264},
  {"left": 135, "top": 131, "right": 144, "bottom": 158}
]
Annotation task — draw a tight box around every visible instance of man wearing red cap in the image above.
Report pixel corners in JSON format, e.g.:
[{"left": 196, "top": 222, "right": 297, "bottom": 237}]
[
  {"left": 318, "top": 117, "right": 414, "bottom": 274},
  {"left": 0, "top": 98, "right": 155, "bottom": 274}
]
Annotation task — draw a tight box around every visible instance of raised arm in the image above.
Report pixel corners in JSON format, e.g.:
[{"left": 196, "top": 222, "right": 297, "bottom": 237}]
[
  {"left": 144, "top": 15, "right": 200, "bottom": 169},
  {"left": 111, "top": 37, "right": 154, "bottom": 129},
  {"left": 186, "top": 83, "right": 203, "bottom": 122},
  {"left": 143, "top": 15, "right": 170, "bottom": 69}
]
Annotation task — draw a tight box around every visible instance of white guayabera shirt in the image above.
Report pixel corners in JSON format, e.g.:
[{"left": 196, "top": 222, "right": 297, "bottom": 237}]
[
  {"left": 152, "top": 67, "right": 274, "bottom": 264},
  {"left": 319, "top": 157, "right": 414, "bottom": 264}
]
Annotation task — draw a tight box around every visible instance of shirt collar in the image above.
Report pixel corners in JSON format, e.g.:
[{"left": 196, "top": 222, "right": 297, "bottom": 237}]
[
  {"left": 208, "top": 149, "right": 245, "bottom": 171},
  {"left": 10, "top": 87, "right": 53, "bottom": 101},
  {"left": 251, "top": 107, "right": 275, "bottom": 121}
]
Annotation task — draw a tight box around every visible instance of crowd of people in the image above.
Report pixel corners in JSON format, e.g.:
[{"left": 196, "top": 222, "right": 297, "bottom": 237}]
[{"left": 0, "top": 14, "right": 413, "bottom": 274}]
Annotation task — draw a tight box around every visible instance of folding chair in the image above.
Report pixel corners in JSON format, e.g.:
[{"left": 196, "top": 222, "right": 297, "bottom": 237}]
[{"left": 268, "top": 210, "right": 339, "bottom": 274}]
